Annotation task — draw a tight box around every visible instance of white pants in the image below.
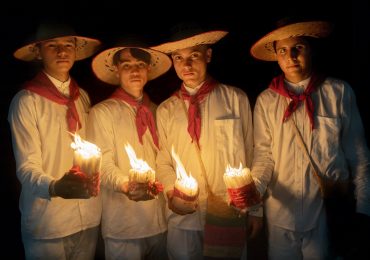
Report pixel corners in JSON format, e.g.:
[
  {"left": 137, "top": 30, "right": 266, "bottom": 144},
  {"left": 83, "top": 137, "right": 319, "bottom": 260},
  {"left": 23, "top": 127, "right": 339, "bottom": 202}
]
[
  {"left": 267, "top": 211, "right": 328, "bottom": 260},
  {"left": 167, "top": 227, "right": 203, "bottom": 260},
  {"left": 104, "top": 232, "right": 167, "bottom": 260},
  {"left": 22, "top": 226, "right": 99, "bottom": 260}
]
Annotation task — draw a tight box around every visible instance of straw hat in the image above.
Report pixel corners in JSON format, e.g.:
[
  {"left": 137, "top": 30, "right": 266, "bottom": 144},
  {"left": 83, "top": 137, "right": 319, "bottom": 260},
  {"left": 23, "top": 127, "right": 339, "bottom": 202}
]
[
  {"left": 92, "top": 45, "right": 172, "bottom": 85},
  {"left": 14, "top": 22, "right": 101, "bottom": 61},
  {"left": 250, "top": 20, "right": 333, "bottom": 61},
  {"left": 152, "top": 23, "right": 228, "bottom": 54}
]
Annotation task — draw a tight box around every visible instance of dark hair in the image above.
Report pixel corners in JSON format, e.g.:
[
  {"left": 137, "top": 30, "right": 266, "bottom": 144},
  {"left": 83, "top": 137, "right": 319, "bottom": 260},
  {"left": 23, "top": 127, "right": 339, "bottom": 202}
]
[{"left": 113, "top": 48, "right": 151, "bottom": 65}]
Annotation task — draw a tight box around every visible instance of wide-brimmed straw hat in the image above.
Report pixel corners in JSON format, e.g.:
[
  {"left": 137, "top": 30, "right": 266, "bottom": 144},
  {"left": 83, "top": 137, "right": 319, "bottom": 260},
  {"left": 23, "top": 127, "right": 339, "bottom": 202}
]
[
  {"left": 152, "top": 23, "right": 228, "bottom": 54},
  {"left": 92, "top": 43, "right": 172, "bottom": 85},
  {"left": 250, "top": 20, "right": 333, "bottom": 61},
  {"left": 14, "top": 22, "right": 101, "bottom": 61}
]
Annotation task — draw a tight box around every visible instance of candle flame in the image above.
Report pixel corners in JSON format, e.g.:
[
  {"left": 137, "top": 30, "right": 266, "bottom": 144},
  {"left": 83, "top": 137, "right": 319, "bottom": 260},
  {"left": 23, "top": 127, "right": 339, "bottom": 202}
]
[
  {"left": 225, "top": 162, "right": 244, "bottom": 177},
  {"left": 70, "top": 133, "right": 101, "bottom": 159},
  {"left": 171, "top": 146, "right": 198, "bottom": 190},
  {"left": 124, "top": 143, "right": 154, "bottom": 173}
]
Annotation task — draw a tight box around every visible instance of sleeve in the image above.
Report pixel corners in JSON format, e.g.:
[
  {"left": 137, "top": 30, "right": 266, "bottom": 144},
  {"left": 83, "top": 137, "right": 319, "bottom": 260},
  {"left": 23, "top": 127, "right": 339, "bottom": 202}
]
[
  {"left": 7, "top": 92, "right": 53, "bottom": 199},
  {"left": 86, "top": 104, "right": 128, "bottom": 192},
  {"left": 341, "top": 83, "right": 370, "bottom": 216},
  {"left": 155, "top": 104, "right": 177, "bottom": 194},
  {"left": 250, "top": 94, "right": 275, "bottom": 197}
]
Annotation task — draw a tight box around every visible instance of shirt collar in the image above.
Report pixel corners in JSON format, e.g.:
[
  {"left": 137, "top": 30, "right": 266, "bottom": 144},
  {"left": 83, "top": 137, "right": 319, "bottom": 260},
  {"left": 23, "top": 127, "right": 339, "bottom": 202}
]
[
  {"left": 284, "top": 77, "right": 311, "bottom": 95},
  {"left": 184, "top": 81, "right": 205, "bottom": 95},
  {"left": 44, "top": 71, "right": 71, "bottom": 97}
]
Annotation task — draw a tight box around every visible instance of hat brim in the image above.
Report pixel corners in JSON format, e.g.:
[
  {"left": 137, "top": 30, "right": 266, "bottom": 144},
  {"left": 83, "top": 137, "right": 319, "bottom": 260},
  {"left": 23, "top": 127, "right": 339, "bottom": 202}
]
[
  {"left": 250, "top": 21, "right": 333, "bottom": 61},
  {"left": 13, "top": 36, "right": 101, "bottom": 61},
  {"left": 92, "top": 47, "right": 172, "bottom": 86},
  {"left": 152, "top": 31, "right": 229, "bottom": 54}
]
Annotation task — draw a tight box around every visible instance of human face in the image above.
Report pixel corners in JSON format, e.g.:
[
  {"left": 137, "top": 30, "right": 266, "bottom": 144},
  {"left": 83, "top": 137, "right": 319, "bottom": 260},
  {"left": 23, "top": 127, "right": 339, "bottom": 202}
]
[
  {"left": 171, "top": 45, "right": 212, "bottom": 88},
  {"left": 115, "top": 48, "right": 150, "bottom": 98},
  {"left": 36, "top": 36, "right": 76, "bottom": 81},
  {"left": 275, "top": 37, "right": 312, "bottom": 83}
]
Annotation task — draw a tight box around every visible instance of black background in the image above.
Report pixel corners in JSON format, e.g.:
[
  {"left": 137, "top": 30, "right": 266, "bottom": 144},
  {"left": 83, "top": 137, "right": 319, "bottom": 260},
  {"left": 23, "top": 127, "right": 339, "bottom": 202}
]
[{"left": 1, "top": 0, "right": 369, "bottom": 259}]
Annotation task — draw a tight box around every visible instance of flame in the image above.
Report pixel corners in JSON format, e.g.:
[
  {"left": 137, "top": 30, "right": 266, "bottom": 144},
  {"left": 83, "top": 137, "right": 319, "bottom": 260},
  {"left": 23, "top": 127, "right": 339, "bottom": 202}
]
[
  {"left": 124, "top": 143, "right": 153, "bottom": 173},
  {"left": 70, "top": 133, "right": 101, "bottom": 159},
  {"left": 171, "top": 146, "right": 198, "bottom": 190},
  {"left": 225, "top": 162, "right": 244, "bottom": 177}
]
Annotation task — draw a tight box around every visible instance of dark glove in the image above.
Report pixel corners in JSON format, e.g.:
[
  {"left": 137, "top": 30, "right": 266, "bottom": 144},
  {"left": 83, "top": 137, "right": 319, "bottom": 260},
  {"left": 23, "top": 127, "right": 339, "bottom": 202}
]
[
  {"left": 127, "top": 181, "right": 155, "bottom": 201},
  {"left": 51, "top": 171, "right": 90, "bottom": 199}
]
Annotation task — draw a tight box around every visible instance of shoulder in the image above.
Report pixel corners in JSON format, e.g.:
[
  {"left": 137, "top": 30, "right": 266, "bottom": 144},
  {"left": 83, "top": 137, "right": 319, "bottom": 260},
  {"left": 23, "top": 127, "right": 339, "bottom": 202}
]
[{"left": 157, "top": 95, "right": 179, "bottom": 113}]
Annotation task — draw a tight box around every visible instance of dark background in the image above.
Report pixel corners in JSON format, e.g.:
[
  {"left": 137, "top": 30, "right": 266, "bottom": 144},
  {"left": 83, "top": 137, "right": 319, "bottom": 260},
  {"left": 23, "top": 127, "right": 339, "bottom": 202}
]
[{"left": 1, "top": 0, "right": 369, "bottom": 259}]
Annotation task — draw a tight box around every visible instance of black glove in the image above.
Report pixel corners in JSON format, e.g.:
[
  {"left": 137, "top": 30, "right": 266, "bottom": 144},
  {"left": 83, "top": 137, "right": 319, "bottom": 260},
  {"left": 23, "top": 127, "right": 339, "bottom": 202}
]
[
  {"left": 127, "top": 181, "right": 155, "bottom": 201},
  {"left": 50, "top": 172, "right": 90, "bottom": 199}
]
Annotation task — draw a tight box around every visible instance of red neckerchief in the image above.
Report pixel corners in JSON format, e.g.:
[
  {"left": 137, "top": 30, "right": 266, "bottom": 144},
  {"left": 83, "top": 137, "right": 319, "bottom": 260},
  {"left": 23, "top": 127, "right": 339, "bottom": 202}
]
[
  {"left": 110, "top": 88, "right": 159, "bottom": 148},
  {"left": 174, "top": 78, "right": 217, "bottom": 147},
  {"left": 269, "top": 72, "right": 326, "bottom": 129},
  {"left": 23, "top": 71, "right": 81, "bottom": 132}
]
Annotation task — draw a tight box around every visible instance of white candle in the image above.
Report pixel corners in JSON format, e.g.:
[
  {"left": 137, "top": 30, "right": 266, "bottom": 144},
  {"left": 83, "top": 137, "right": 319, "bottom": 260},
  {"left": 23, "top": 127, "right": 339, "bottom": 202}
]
[
  {"left": 71, "top": 134, "right": 102, "bottom": 176},
  {"left": 223, "top": 163, "right": 253, "bottom": 189},
  {"left": 171, "top": 147, "right": 199, "bottom": 197},
  {"left": 124, "top": 143, "right": 155, "bottom": 183}
]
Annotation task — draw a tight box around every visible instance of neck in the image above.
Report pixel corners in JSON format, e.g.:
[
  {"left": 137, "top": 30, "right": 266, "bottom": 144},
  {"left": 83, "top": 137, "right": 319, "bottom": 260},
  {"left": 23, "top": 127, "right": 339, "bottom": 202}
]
[{"left": 121, "top": 86, "right": 142, "bottom": 99}]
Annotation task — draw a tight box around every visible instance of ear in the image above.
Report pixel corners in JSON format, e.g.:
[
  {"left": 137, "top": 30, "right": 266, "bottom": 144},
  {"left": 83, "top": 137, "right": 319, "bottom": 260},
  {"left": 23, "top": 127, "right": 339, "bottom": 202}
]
[
  {"left": 206, "top": 48, "right": 212, "bottom": 63},
  {"left": 33, "top": 45, "right": 42, "bottom": 60},
  {"left": 113, "top": 65, "right": 119, "bottom": 79}
]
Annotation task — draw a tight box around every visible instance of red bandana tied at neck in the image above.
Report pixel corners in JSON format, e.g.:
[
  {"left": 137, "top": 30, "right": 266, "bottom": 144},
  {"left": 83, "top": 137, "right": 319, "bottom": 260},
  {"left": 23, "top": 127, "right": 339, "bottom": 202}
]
[
  {"left": 175, "top": 78, "right": 217, "bottom": 146},
  {"left": 111, "top": 88, "right": 159, "bottom": 148},
  {"left": 269, "top": 72, "right": 326, "bottom": 129},
  {"left": 23, "top": 72, "right": 81, "bottom": 132}
]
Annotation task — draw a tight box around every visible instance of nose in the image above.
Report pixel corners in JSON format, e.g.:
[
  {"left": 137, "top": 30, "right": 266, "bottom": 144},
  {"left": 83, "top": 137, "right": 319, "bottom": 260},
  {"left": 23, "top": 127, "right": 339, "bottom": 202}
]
[{"left": 288, "top": 48, "right": 298, "bottom": 60}]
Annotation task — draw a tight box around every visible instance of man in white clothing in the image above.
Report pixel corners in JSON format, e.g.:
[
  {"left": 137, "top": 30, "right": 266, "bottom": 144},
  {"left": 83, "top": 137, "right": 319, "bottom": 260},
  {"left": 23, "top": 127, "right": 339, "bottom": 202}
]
[
  {"left": 153, "top": 24, "right": 257, "bottom": 260},
  {"left": 249, "top": 18, "right": 370, "bottom": 259},
  {"left": 87, "top": 41, "right": 172, "bottom": 259},
  {"left": 8, "top": 22, "right": 102, "bottom": 259}
]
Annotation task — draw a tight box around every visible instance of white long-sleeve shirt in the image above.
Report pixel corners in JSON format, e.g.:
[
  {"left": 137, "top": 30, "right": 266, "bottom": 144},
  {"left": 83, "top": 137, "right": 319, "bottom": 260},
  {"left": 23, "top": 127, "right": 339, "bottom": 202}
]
[
  {"left": 8, "top": 83, "right": 101, "bottom": 239},
  {"left": 252, "top": 77, "right": 370, "bottom": 232},
  {"left": 156, "top": 82, "right": 253, "bottom": 230},
  {"left": 86, "top": 98, "right": 167, "bottom": 239}
]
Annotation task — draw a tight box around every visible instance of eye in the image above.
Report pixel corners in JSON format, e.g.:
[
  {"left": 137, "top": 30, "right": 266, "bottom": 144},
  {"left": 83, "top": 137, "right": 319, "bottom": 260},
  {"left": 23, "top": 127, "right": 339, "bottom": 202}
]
[
  {"left": 138, "top": 62, "right": 148, "bottom": 68},
  {"left": 191, "top": 52, "right": 200, "bottom": 59},
  {"left": 295, "top": 44, "right": 306, "bottom": 51},
  {"left": 277, "top": 48, "right": 286, "bottom": 55},
  {"left": 172, "top": 55, "right": 182, "bottom": 61},
  {"left": 120, "top": 63, "right": 131, "bottom": 70}
]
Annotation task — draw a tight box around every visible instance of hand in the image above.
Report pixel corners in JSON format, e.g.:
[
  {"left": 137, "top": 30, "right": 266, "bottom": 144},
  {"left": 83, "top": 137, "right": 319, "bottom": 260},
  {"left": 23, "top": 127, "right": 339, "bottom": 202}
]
[
  {"left": 166, "top": 190, "right": 198, "bottom": 215},
  {"left": 127, "top": 181, "right": 155, "bottom": 201},
  {"left": 246, "top": 215, "right": 263, "bottom": 240},
  {"left": 53, "top": 172, "right": 90, "bottom": 199}
]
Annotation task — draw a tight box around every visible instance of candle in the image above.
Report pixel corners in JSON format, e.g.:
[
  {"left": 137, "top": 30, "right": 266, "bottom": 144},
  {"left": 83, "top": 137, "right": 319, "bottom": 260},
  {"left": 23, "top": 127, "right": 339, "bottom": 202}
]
[
  {"left": 223, "top": 163, "right": 261, "bottom": 211},
  {"left": 171, "top": 147, "right": 199, "bottom": 213},
  {"left": 71, "top": 134, "right": 102, "bottom": 176},
  {"left": 124, "top": 143, "right": 155, "bottom": 183}
]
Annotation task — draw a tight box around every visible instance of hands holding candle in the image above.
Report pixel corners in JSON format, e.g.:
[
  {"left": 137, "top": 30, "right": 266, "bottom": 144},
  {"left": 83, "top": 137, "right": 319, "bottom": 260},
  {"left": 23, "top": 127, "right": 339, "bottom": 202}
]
[
  {"left": 124, "top": 144, "right": 163, "bottom": 201},
  {"left": 168, "top": 147, "right": 199, "bottom": 215},
  {"left": 70, "top": 133, "right": 102, "bottom": 197},
  {"left": 223, "top": 163, "right": 261, "bottom": 214}
]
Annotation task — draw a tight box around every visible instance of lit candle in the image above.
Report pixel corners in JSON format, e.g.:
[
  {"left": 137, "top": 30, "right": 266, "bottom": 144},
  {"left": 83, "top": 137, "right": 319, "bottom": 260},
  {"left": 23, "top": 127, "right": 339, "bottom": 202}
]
[
  {"left": 223, "top": 163, "right": 261, "bottom": 210},
  {"left": 171, "top": 147, "right": 199, "bottom": 212},
  {"left": 124, "top": 143, "right": 155, "bottom": 183},
  {"left": 71, "top": 133, "right": 102, "bottom": 176}
]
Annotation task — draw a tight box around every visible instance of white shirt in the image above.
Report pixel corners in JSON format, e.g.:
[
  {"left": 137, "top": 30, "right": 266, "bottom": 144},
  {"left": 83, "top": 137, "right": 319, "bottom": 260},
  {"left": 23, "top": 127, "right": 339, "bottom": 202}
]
[
  {"left": 86, "top": 98, "right": 167, "bottom": 239},
  {"left": 7, "top": 76, "right": 101, "bottom": 239},
  {"left": 156, "top": 82, "right": 254, "bottom": 230},
  {"left": 252, "top": 77, "right": 370, "bottom": 232}
]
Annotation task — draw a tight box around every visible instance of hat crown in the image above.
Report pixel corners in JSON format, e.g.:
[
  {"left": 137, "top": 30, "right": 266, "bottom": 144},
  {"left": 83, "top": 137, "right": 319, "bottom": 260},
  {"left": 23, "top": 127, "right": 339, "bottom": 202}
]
[
  {"left": 169, "top": 22, "right": 207, "bottom": 42},
  {"left": 34, "top": 22, "right": 77, "bottom": 42}
]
